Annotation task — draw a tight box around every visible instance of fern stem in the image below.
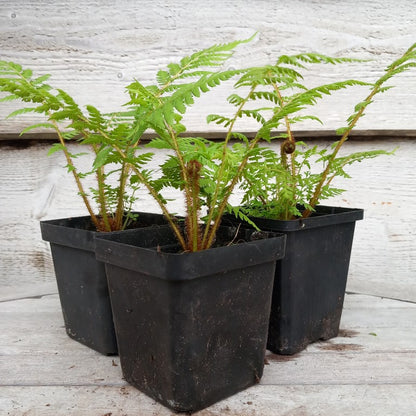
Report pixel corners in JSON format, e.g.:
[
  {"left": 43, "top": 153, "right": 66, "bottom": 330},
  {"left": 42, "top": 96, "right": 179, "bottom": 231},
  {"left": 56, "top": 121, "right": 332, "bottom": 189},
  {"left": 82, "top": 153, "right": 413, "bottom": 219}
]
[
  {"left": 96, "top": 169, "right": 111, "bottom": 231},
  {"left": 111, "top": 143, "right": 187, "bottom": 251},
  {"left": 74, "top": 112, "right": 132, "bottom": 232},
  {"left": 114, "top": 160, "right": 129, "bottom": 230},
  {"left": 203, "top": 134, "right": 262, "bottom": 250},
  {"left": 165, "top": 122, "right": 191, "bottom": 198},
  {"left": 97, "top": 170, "right": 112, "bottom": 230},
  {"left": 84, "top": 122, "right": 186, "bottom": 247},
  {"left": 90, "top": 143, "right": 112, "bottom": 232},
  {"left": 110, "top": 110, "right": 130, "bottom": 231},
  {"left": 50, "top": 119, "right": 100, "bottom": 230},
  {"left": 185, "top": 160, "right": 202, "bottom": 251},
  {"left": 272, "top": 78, "right": 298, "bottom": 219},
  {"left": 162, "top": 122, "right": 200, "bottom": 249},
  {"left": 8, "top": 66, "right": 100, "bottom": 229},
  {"left": 303, "top": 87, "right": 379, "bottom": 217},
  {"left": 201, "top": 86, "right": 257, "bottom": 247},
  {"left": 271, "top": 78, "right": 296, "bottom": 176}
]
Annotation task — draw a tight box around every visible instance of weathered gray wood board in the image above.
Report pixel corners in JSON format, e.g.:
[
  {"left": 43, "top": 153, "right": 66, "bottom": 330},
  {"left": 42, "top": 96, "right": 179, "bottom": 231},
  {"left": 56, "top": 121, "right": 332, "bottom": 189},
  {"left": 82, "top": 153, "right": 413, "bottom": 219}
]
[
  {"left": 1, "top": 138, "right": 415, "bottom": 302},
  {"left": 1, "top": 293, "right": 415, "bottom": 415},
  {"left": 1, "top": 0, "right": 416, "bottom": 136},
  {"left": 2, "top": 385, "right": 416, "bottom": 416}
]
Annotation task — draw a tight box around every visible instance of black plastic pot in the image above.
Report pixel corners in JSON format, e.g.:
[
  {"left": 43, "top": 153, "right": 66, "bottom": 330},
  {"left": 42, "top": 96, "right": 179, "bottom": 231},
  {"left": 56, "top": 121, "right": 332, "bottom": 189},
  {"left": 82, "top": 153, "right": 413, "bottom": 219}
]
[
  {"left": 40, "top": 212, "right": 167, "bottom": 355},
  {"left": 95, "top": 225, "right": 286, "bottom": 412},
  {"left": 223, "top": 205, "right": 363, "bottom": 355}
]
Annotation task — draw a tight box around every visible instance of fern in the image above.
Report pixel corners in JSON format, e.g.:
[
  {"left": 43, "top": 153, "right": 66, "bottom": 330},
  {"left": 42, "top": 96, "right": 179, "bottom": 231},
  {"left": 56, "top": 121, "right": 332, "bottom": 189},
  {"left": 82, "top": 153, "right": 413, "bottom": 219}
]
[
  {"left": 4, "top": 38, "right": 412, "bottom": 249},
  {"left": 85, "top": 36, "right": 258, "bottom": 249},
  {"left": 301, "top": 43, "right": 416, "bottom": 216},
  {"left": 0, "top": 60, "right": 146, "bottom": 231},
  {"left": 217, "top": 47, "right": 415, "bottom": 221}
]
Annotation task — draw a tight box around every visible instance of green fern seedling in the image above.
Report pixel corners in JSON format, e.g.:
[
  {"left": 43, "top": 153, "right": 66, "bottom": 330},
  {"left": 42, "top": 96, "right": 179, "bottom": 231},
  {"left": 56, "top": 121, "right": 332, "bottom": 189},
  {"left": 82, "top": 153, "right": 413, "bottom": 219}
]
[
  {"left": 114, "top": 36, "right": 256, "bottom": 250},
  {"left": 0, "top": 35, "right": 253, "bottom": 237},
  {"left": 0, "top": 61, "right": 144, "bottom": 231},
  {"left": 215, "top": 44, "right": 416, "bottom": 221}
]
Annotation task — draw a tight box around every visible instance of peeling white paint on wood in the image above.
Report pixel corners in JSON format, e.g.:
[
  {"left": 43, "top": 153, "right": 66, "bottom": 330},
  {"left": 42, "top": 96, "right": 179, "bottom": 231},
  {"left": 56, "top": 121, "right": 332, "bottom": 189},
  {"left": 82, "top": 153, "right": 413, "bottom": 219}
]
[
  {"left": 1, "top": 293, "right": 415, "bottom": 415},
  {"left": 1, "top": 0, "right": 416, "bottom": 135}
]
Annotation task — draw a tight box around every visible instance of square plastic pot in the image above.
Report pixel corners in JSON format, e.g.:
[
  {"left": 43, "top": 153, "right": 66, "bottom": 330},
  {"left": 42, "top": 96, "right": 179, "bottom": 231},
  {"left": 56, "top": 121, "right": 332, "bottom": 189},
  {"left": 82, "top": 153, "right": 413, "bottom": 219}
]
[
  {"left": 223, "top": 205, "right": 363, "bottom": 355},
  {"left": 95, "top": 225, "right": 286, "bottom": 412},
  {"left": 40, "top": 212, "right": 167, "bottom": 355}
]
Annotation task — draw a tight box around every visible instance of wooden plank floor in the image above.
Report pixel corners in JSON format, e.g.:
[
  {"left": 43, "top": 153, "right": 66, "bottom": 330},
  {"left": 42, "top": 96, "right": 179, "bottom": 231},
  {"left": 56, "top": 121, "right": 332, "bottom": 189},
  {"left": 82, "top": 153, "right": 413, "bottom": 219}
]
[{"left": 1, "top": 283, "right": 415, "bottom": 415}]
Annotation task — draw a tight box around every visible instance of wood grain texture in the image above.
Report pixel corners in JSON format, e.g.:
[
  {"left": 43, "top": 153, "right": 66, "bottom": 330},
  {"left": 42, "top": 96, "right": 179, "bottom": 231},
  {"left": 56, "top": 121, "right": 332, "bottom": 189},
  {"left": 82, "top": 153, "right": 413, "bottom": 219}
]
[
  {"left": 1, "top": 138, "right": 415, "bottom": 302},
  {"left": 1, "top": 293, "right": 415, "bottom": 415},
  {"left": 1, "top": 385, "right": 416, "bottom": 416},
  {"left": 1, "top": 0, "right": 416, "bottom": 136}
]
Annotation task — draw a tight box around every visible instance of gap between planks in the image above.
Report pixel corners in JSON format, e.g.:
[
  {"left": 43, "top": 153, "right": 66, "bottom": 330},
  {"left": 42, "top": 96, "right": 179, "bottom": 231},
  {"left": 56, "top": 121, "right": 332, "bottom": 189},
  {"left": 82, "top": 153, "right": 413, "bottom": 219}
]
[{"left": 1, "top": 129, "right": 416, "bottom": 142}]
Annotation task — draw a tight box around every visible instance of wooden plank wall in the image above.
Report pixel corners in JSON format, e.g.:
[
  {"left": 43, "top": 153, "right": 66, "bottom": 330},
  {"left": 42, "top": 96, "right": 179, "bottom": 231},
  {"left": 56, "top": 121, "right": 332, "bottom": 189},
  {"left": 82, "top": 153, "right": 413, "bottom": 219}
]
[
  {"left": 0, "top": 1, "right": 415, "bottom": 301},
  {"left": 1, "top": 138, "right": 415, "bottom": 302},
  {"left": 0, "top": 0, "right": 416, "bottom": 134}
]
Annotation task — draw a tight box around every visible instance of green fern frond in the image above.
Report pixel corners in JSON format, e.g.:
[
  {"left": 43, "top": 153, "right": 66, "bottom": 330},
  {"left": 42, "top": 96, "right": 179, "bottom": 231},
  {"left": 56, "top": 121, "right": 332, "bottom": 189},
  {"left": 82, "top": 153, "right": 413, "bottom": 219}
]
[
  {"left": 276, "top": 53, "right": 366, "bottom": 67},
  {"left": 227, "top": 93, "right": 245, "bottom": 106},
  {"left": 19, "top": 122, "right": 56, "bottom": 135},
  {"left": 175, "top": 70, "right": 213, "bottom": 80},
  {"left": 235, "top": 65, "right": 303, "bottom": 88},
  {"left": 125, "top": 80, "right": 159, "bottom": 105},
  {"left": 227, "top": 206, "right": 261, "bottom": 230},
  {"left": 230, "top": 132, "right": 249, "bottom": 142},
  {"left": 146, "top": 137, "right": 173, "bottom": 150},
  {"left": 288, "top": 115, "right": 323, "bottom": 125},
  {"left": 62, "top": 130, "right": 79, "bottom": 140},
  {"left": 56, "top": 89, "right": 79, "bottom": 110},
  {"left": 31, "top": 74, "right": 51, "bottom": 85},
  {"left": 240, "top": 109, "right": 266, "bottom": 124},
  {"left": 249, "top": 91, "right": 279, "bottom": 104},
  {"left": 86, "top": 105, "right": 106, "bottom": 129},
  {"left": 0, "top": 60, "right": 23, "bottom": 74},
  {"left": 207, "top": 113, "right": 232, "bottom": 126},
  {"left": 48, "top": 108, "right": 81, "bottom": 121},
  {"left": 0, "top": 94, "right": 19, "bottom": 102},
  {"left": 132, "top": 152, "right": 154, "bottom": 166},
  {"left": 153, "top": 34, "right": 256, "bottom": 93},
  {"left": 181, "top": 34, "right": 256, "bottom": 69},
  {"left": 6, "top": 107, "right": 38, "bottom": 118},
  {"left": 47, "top": 142, "right": 66, "bottom": 156}
]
